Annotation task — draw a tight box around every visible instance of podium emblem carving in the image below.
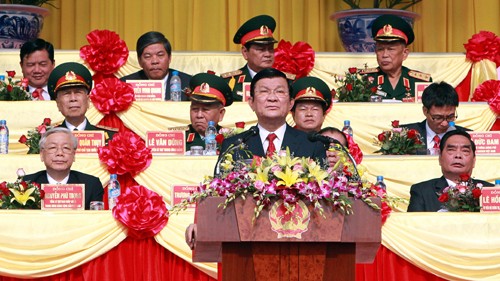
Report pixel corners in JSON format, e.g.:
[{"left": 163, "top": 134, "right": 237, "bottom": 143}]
[{"left": 269, "top": 199, "right": 310, "bottom": 239}]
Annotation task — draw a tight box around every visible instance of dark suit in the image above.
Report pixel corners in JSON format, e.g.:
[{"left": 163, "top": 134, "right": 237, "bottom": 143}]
[
  {"left": 219, "top": 124, "right": 326, "bottom": 166},
  {"left": 58, "top": 119, "right": 115, "bottom": 144},
  {"left": 24, "top": 170, "right": 104, "bottom": 210},
  {"left": 401, "top": 120, "right": 470, "bottom": 155},
  {"left": 407, "top": 176, "right": 494, "bottom": 212},
  {"left": 121, "top": 69, "right": 192, "bottom": 101}
]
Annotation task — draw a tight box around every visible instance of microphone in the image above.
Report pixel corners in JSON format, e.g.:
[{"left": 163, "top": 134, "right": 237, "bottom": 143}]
[
  {"left": 308, "top": 133, "right": 360, "bottom": 181},
  {"left": 214, "top": 126, "right": 259, "bottom": 177}
]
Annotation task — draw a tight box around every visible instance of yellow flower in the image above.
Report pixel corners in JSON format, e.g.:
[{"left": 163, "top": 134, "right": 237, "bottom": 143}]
[
  {"left": 275, "top": 148, "right": 301, "bottom": 167},
  {"left": 253, "top": 166, "right": 271, "bottom": 183},
  {"left": 9, "top": 187, "right": 36, "bottom": 206},
  {"left": 307, "top": 161, "right": 329, "bottom": 182},
  {"left": 275, "top": 166, "right": 302, "bottom": 187}
]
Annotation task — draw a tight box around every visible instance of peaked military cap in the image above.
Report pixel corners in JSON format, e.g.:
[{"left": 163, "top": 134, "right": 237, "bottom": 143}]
[
  {"left": 189, "top": 73, "right": 233, "bottom": 107},
  {"left": 48, "top": 62, "right": 93, "bottom": 100},
  {"left": 371, "top": 14, "right": 415, "bottom": 45},
  {"left": 291, "top": 76, "right": 332, "bottom": 112},
  {"left": 233, "top": 15, "right": 278, "bottom": 45}
]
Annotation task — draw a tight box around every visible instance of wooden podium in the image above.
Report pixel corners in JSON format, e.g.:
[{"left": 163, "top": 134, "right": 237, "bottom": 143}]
[{"left": 193, "top": 197, "right": 381, "bottom": 281}]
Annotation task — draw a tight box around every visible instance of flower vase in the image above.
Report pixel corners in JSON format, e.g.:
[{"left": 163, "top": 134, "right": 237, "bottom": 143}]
[
  {"left": 330, "top": 9, "right": 419, "bottom": 52},
  {"left": 0, "top": 4, "right": 50, "bottom": 49}
]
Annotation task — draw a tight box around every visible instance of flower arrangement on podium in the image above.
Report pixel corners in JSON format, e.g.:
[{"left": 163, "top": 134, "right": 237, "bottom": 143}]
[
  {"left": 0, "top": 71, "right": 31, "bottom": 101},
  {"left": 374, "top": 120, "right": 425, "bottom": 155},
  {"left": 18, "top": 118, "right": 53, "bottom": 154},
  {"left": 171, "top": 148, "right": 386, "bottom": 223},
  {"left": 216, "top": 121, "right": 246, "bottom": 145},
  {"left": 334, "top": 67, "right": 378, "bottom": 102},
  {"left": 437, "top": 174, "right": 483, "bottom": 212},
  {"left": 0, "top": 168, "right": 43, "bottom": 209}
]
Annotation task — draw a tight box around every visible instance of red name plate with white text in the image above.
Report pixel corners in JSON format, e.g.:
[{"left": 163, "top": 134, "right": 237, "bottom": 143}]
[
  {"left": 414, "top": 82, "right": 432, "bottom": 103},
  {"left": 42, "top": 184, "right": 85, "bottom": 210},
  {"left": 171, "top": 185, "right": 198, "bottom": 207},
  {"left": 73, "top": 131, "right": 105, "bottom": 154},
  {"left": 146, "top": 131, "right": 185, "bottom": 155},
  {"left": 481, "top": 187, "right": 500, "bottom": 212},
  {"left": 127, "top": 80, "right": 165, "bottom": 101},
  {"left": 470, "top": 132, "right": 500, "bottom": 154}
]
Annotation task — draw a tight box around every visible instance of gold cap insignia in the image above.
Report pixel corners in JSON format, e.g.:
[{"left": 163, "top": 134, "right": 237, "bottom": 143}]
[
  {"left": 200, "top": 82, "right": 210, "bottom": 93},
  {"left": 260, "top": 25, "right": 269, "bottom": 35},
  {"left": 306, "top": 87, "right": 316, "bottom": 96},
  {"left": 65, "top": 71, "right": 76, "bottom": 81},
  {"left": 382, "top": 24, "right": 393, "bottom": 36}
]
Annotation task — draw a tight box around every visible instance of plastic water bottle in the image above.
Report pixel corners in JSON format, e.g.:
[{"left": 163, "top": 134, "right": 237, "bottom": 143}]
[
  {"left": 376, "top": 175, "right": 386, "bottom": 190},
  {"left": 496, "top": 179, "right": 500, "bottom": 187},
  {"left": 0, "top": 120, "right": 8, "bottom": 154},
  {"left": 342, "top": 120, "right": 353, "bottom": 137},
  {"left": 108, "top": 174, "right": 121, "bottom": 210},
  {"left": 204, "top": 121, "right": 217, "bottom": 156},
  {"left": 169, "top": 70, "right": 182, "bottom": 101},
  {"left": 448, "top": 121, "right": 456, "bottom": 131}
]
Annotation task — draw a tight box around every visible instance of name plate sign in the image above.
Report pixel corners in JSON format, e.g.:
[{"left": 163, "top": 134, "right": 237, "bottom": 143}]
[
  {"left": 73, "top": 131, "right": 105, "bottom": 154},
  {"left": 470, "top": 132, "right": 500, "bottom": 155},
  {"left": 42, "top": 184, "right": 85, "bottom": 210},
  {"left": 481, "top": 187, "right": 500, "bottom": 212},
  {"left": 414, "top": 82, "right": 432, "bottom": 103},
  {"left": 171, "top": 184, "right": 198, "bottom": 207},
  {"left": 146, "top": 131, "right": 185, "bottom": 155},
  {"left": 127, "top": 80, "right": 165, "bottom": 101}
]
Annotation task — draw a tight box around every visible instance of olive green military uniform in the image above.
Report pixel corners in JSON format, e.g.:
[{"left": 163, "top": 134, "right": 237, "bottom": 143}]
[{"left": 221, "top": 65, "right": 252, "bottom": 102}]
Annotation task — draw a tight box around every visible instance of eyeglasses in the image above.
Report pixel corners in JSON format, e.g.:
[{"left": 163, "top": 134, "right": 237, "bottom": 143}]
[
  {"left": 42, "top": 145, "right": 74, "bottom": 154},
  {"left": 430, "top": 113, "right": 457, "bottom": 123},
  {"left": 254, "top": 88, "right": 289, "bottom": 98}
]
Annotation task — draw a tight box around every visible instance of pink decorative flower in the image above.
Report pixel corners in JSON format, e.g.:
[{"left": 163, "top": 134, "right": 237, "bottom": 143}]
[
  {"left": 98, "top": 131, "right": 152, "bottom": 176},
  {"left": 273, "top": 40, "right": 315, "bottom": 79},
  {"left": 90, "top": 77, "right": 135, "bottom": 114},
  {"left": 113, "top": 185, "right": 168, "bottom": 239},
  {"left": 80, "top": 29, "right": 129, "bottom": 74}
]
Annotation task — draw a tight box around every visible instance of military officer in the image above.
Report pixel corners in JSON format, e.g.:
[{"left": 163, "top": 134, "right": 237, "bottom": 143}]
[
  {"left": 221, "top": 15, "right": 278, "bottom": 102},
  {"left": 362, "top": 14, "right": 432, "bottom": 100}
]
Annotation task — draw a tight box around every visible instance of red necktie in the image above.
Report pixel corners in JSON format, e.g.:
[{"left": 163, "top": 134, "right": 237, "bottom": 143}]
[
  {"left": 34, "top": 88, "right": 44, "bottom": 100},
  {"left": 266, "top": 133, "right": 277, "bottom": 157},
  {"left": 433, "top": 135, "right": 440, "bottom": 149}
]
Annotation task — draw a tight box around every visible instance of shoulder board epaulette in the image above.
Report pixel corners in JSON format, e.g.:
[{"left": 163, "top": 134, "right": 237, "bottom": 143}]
[
  {"left": 282, "top": 71, "right": 296, "bottom": 81},
  {"left": 95, "top": 124, "right": 119, "bottom": 132},
  {"left": 359, "top": 68, "right": 378, "bottom": 74},
  {"left": 168, "top": 125, "right": 189, "bottom": 131},
  {"left": 54, "top": 121, "right": 63, "bottom": 127},
  {"left": 408, "top": 70, "right": 432, "bottom": 81},
  {"left": 220, "top": 69, "right": 243, "bottom": 79}
]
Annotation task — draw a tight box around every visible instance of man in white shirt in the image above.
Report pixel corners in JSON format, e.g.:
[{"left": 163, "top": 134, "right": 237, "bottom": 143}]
[{"left": 19, "top": 38, "right": 55, "bottom": 101}]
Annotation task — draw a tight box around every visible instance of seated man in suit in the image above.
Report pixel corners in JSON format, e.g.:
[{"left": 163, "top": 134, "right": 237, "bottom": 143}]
[
  {"left": 183, "top": 73, "right": 233, "bottom": 151},
  {"left": 120, "top": 31, "right": 192, "bottom": 101},
  {"left": 185, "top": 68, "right": 326, "bottom": 249},
  {"left": 290, "top": 76, "right": 332, "bottom": 133},
  {"left": 402, "top": 81, "right": 468, "bottom": 155},
  {"left": 221, "top": 15, "right": 278, "bottom": 101},
  {"left": 362, "top": 14, "right": 432, "bottom": 100},
  {"left": 48, "top": 62, "right": 115, "bottom": 142},
  {"left": 19, "top": 38, "right": 55, "bottom": 101},
  {"left": 24, "top": 127, "right": 104, "bottom": 210},
  {"left": 407, "top": 130, "right": 493, "bottom": 212}
]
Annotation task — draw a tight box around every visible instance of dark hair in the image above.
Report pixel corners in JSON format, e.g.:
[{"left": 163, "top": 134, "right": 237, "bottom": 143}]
[
  {"left": 421, "top": 82, "right": 459, "bottom": 110},
  {"left": 136, "top": 31, "right": 172, "bottom": 58},
  {"left": 439, "top": 129, "right": 476, "bottom": 156},
  {"left": 250, "top": 68, "right": 291, "bottom": 98},
  {"left": 20, "top": 38, "right": 55, "bottom": 63},
  {"left": 317, "top": 126, "right": 349, "bottom": 148}
]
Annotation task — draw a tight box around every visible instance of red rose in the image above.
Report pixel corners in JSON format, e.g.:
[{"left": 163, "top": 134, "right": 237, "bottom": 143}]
[
  {"left": 6, "top": 71, "right": 15, "bottom": 78},
  {"left": 346, "top": 83, "right": 353, "bottom": 91},
  {"left": 459, "top": 174, "right": 470, "bottom": 182},
  {"left": 377, "top": 132, "right": 386, "bottom": 142},
  {"left": 438, "top": 193, "right": 449, "bottom": 203},
  {"left": 39, "top": 189, "right": 45, "bottom": 199},
  {"left": 235, "top": 121, "right": 245, "bottom": 128},
  {"left": 391, "top": 120, "right": 400, "bottom": 128},
  {"left": 407, "top": 129, "right": 417, "bottom": 139},
  {"left": 472, "top": 188, "right": 482, "bottom": 199},
  {"left": 348, "top": 67, "right": 357, "bottom": 74},
  {"left": 370, "top": 86, "right": 378, "bottom": 93},
  {"left": 20, "top": 181, "right": 28, "bottom": 190},
  {"left": 21, "top": 78, "right": 29, "bottom": 88},
  {"left": 18, "top": 135, "right": 28, "bottom": 144},
  {"left": 43, "top": 118, "right": 51, "bottom": 126},
  {"left": 215, "top": 134, "right": 224, "bottom": 144},
  {"left": 7, "top": 85, "right": 13, "bottom": 92}
]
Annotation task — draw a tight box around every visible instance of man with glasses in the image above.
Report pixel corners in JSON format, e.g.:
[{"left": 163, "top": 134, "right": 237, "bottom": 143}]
[
  {"left": 402, "top": 81, "right": 469, "bottom": 155},
  {"left": 23, "top": 127, "right": 104, "bottom": 210}
]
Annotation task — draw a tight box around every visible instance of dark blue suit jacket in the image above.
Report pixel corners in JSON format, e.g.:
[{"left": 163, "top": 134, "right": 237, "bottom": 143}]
[
  {"left": 120, "top": 68, "right": 192, "bottom": 101},
  {"left": 23, "top": 170, "right": 104, "bottom": 210},
  {"left": 401, "top": 120, "right": 470, "bottom": 155},
  {"left": 407, "top": 176, "right": 493, "bottom": 212},
  {"left": 219, "top": 124, "right": 327, "bottom": 166}
]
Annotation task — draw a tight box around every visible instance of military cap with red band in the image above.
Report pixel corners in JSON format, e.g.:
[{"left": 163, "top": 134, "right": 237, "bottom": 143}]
[
  {"left": 371, "top": 14, "right": 415, "bottom": 45},
  {"left": 233, "top": 14, "right": 278, "bottom": 45},
  {"left": 291, "top": 76, "right": 332, "bottom": 112},
  {"left": 188, "top": 73, "right": 233, "bottom": 107},
  {"left": 48, "top": 62, "right": 93, "bottom": 100}
]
